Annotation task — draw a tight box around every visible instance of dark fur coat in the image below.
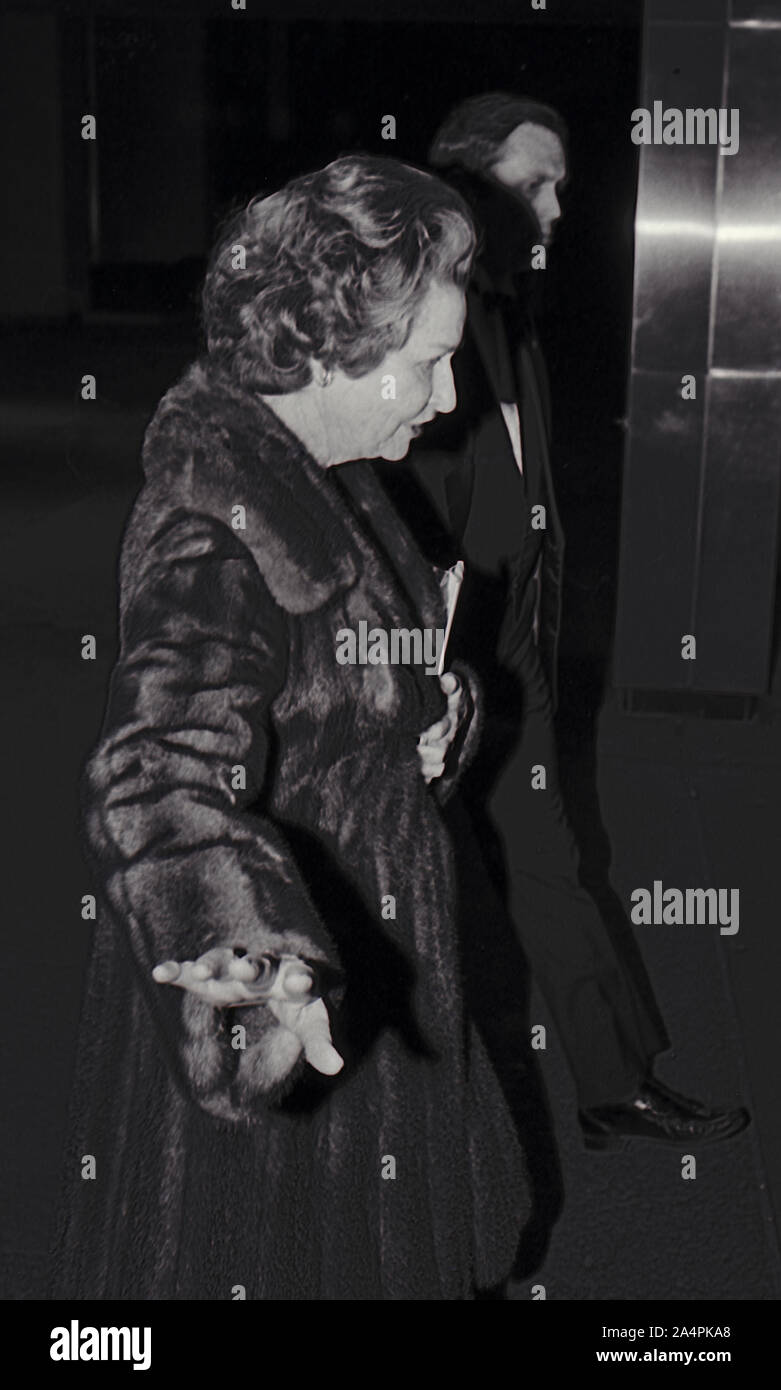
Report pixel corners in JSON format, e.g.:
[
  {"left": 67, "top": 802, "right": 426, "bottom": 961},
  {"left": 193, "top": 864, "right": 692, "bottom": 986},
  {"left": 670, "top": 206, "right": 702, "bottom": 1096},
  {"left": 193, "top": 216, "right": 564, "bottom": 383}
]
[{"left": 49, "top": 358, "right": 530, "bottom": 1301}]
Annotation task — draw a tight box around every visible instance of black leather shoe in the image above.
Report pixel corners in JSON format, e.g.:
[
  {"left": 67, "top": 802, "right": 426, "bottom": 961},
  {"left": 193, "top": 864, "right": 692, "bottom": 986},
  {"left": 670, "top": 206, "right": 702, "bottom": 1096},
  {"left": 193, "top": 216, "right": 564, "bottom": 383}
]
[{"left": 579, "top": 1076, "right": 750, "bottom": 1152}]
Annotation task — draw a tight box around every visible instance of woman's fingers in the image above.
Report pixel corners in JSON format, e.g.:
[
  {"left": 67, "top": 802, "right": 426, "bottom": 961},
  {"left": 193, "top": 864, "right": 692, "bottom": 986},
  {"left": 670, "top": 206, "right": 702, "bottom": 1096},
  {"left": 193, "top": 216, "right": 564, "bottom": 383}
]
[
  {"left": 418, "top": 737, "right": 446, "bottom": 759},
  {"left": 298, "top": 1000, "right": 344, "bottom": 1074},
  {"left": 269, "top": 997, "right": 344, "bottom": 1076},
  {"left": 420, "top": 676, "right": 464, "bottom": 751},
  {"left": 162, "top": 960, "right": 232, "bottom": 999},
  {"left": 417, "top": 750, "right": 446, "bottom": 782},
  {"left": 282, "top": 965, "right": 315, "bottom": 998},
  {"left": 153, "top": 951, "right": 256, "bottom": 1002},
  {"left": 256, "top": 957, "right": 315, "bottom": 1001},
  {"left": 152, "top": 950, "right": 319, "bottom": 1007},
  {"left": 227, "top": 954, "right": 262, "bottom": 982},
  {"left": 153, "top": 952, "right": 343, "bottom": 1077},
  {"left": 419, "top": 746, "right": 446, "bottom": 769},
  {"left": 419, "top": 715, "right": 451, "bottom": 745},
  {"left": 152, "top": 960, "right": 181, "bottom": 983},
  {"left": 443, "top": 680, "right": 465, "bottom": 732},
  {"left": 420, "top": 764, "right": 445, "bottom": 784}
]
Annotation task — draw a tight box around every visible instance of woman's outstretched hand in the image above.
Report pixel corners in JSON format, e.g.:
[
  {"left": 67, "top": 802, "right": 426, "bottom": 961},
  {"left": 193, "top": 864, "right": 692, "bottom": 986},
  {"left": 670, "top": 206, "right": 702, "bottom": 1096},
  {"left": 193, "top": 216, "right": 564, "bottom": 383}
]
[
  {"left": 417, "top": 671, "right": 466, "bottom": 783},
  {"left": 152, "top": 947, "right": 343, "bottom": 1076}
]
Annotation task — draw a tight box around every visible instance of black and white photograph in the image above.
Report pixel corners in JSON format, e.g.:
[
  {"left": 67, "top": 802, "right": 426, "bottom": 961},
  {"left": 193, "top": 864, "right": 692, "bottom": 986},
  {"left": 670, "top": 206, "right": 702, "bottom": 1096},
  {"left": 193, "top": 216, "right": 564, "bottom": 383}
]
[{"left": 1, "top": 0, "right": 780, "bottom": 1349}]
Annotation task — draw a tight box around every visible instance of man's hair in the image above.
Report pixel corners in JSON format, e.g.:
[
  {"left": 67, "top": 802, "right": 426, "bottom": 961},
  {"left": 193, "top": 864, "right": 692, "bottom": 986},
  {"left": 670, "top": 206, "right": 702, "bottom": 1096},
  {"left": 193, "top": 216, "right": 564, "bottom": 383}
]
[
  {"left": 202, "top": 154, "right": 476, "bottom": 394},
  {"left": 429, "top": 92, "right": 568, "bottom": 176}
]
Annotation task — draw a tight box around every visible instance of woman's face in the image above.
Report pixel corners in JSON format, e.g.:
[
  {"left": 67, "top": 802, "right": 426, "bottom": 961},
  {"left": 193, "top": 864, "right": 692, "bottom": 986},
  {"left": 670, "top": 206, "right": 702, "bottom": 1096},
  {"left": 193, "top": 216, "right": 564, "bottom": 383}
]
[{"left": 326, "top": 279, "right": 466, "bottom": 463}]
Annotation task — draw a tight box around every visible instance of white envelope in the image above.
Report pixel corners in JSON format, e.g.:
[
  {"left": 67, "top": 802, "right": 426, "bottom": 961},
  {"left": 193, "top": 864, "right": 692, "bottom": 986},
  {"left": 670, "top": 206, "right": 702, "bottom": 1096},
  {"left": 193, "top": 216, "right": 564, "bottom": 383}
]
[{"left": 433, "top": 559, "right": 465, "bottom": 676}]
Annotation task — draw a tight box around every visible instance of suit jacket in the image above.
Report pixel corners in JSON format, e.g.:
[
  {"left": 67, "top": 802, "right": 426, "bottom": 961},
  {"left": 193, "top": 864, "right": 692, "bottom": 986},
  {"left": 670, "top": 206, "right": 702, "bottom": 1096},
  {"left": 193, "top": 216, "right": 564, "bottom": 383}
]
[{"left": 49, "top": 357, "right": 530, "bottom": 1300}]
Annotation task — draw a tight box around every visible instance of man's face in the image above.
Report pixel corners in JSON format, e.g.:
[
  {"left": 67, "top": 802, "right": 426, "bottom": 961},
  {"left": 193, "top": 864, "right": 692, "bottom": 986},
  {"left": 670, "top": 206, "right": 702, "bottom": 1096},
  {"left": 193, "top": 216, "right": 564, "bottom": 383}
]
[{"left": 489, "top": 122, "right": 567, "bottom": 245}]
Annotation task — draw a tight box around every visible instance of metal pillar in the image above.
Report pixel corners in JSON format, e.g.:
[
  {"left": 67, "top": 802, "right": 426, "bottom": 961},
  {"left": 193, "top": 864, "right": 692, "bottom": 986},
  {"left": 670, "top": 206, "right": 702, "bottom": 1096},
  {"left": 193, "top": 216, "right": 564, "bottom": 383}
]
[{"left": 614, "top": 0, "right": 781, "bottom": 697}]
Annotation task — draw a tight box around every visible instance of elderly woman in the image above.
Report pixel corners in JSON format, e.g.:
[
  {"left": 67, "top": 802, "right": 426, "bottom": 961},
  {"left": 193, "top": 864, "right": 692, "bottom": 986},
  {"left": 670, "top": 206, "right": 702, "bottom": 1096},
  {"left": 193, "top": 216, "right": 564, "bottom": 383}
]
[{"left": 50, "top": 155, "right": 530, "bottom": 1301}]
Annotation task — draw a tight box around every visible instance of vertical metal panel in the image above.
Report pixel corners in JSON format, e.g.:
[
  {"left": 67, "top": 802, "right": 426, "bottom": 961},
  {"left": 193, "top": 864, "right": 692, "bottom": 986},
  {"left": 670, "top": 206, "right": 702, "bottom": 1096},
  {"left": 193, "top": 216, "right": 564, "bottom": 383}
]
[
  {"left": 615, "top": 374, "right": 704, "bottom": 688},
  {"left": 632, "top": 22, "right": 723, "bottom": 371},
  {"left": 614, "top": 3, "right": 726, "bottom": 689},
  {"left": 712, "top": 30, "right": 781, "bottom": 370},
  {"left": 614, "top": 0, "right": 781, "bottom": 695},
  {"left": 695, "top": 378, "right": 781, "bottom": 689},
  {"left": 694, "top": 15, "right": 781, "bottom": 694}
]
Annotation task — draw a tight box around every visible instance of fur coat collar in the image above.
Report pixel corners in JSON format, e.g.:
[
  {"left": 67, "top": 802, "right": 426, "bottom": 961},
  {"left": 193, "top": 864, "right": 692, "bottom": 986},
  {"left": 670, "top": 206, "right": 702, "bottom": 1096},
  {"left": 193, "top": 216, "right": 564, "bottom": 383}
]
[{"left": 139, "top": 357, "right": 445, "bottom": 634}]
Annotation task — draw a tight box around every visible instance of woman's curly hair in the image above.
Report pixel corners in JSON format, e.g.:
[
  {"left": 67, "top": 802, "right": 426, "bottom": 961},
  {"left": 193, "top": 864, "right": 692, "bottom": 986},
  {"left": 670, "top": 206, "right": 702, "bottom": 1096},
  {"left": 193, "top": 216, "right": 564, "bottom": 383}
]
[{"left": 202, "top": 154, "right": 476, "bottom": 393}]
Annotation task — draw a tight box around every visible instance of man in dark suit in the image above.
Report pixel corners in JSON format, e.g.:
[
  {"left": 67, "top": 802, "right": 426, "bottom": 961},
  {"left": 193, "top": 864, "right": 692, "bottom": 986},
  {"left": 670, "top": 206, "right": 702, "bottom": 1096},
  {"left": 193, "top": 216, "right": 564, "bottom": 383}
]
[{"left": 378, "top": 93, "right": 748, "bottom": 1148}]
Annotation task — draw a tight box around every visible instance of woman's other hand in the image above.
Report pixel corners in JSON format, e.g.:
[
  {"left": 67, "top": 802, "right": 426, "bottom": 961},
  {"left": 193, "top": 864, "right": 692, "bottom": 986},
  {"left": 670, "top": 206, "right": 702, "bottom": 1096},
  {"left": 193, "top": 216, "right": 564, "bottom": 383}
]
[
  {"left": 417, "top": 671, "right": 466, "bottom": 783},
  {"left": 153, "top": 947, "right": 343, "bottom": 1076}
]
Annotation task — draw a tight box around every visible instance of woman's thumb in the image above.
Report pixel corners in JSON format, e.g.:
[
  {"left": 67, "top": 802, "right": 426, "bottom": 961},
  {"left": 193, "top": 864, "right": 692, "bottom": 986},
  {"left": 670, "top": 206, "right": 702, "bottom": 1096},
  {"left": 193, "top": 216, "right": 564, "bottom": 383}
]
[{"left": 297, "top": 999, "right": 344, "bottom": 1075}]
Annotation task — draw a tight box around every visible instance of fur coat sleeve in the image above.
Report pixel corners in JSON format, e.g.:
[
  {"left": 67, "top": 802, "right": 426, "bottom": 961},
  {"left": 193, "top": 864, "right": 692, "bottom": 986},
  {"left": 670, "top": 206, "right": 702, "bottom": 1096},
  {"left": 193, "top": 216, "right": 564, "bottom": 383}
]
[{"left": 81, "top": 506, "right": 340, "bottom": 1125}]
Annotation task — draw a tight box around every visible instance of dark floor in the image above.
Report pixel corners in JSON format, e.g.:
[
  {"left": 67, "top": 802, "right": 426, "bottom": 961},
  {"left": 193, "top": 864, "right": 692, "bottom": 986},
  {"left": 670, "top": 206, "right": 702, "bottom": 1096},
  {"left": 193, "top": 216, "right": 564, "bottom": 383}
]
[
  {"left": 524, "top": 693, "right": 781, "bottom": 1299},
  {"left": 2, "top": 323, "right": 780, "bottom": 1300}
]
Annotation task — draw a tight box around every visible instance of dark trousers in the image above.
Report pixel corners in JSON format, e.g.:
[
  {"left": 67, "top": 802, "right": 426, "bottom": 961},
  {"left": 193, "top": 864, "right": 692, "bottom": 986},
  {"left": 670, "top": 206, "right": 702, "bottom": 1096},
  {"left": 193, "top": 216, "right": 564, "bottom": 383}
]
[{"left": 455, "top": 644, "right": 668, "bottom": 1111}]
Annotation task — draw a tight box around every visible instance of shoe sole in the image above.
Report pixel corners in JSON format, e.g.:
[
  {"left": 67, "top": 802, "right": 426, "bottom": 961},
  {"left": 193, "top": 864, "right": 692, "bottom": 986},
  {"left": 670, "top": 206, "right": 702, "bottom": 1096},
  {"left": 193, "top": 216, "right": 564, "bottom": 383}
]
[{"left": 582, "top": 1117, "right": 750, "bottom": 1152}]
